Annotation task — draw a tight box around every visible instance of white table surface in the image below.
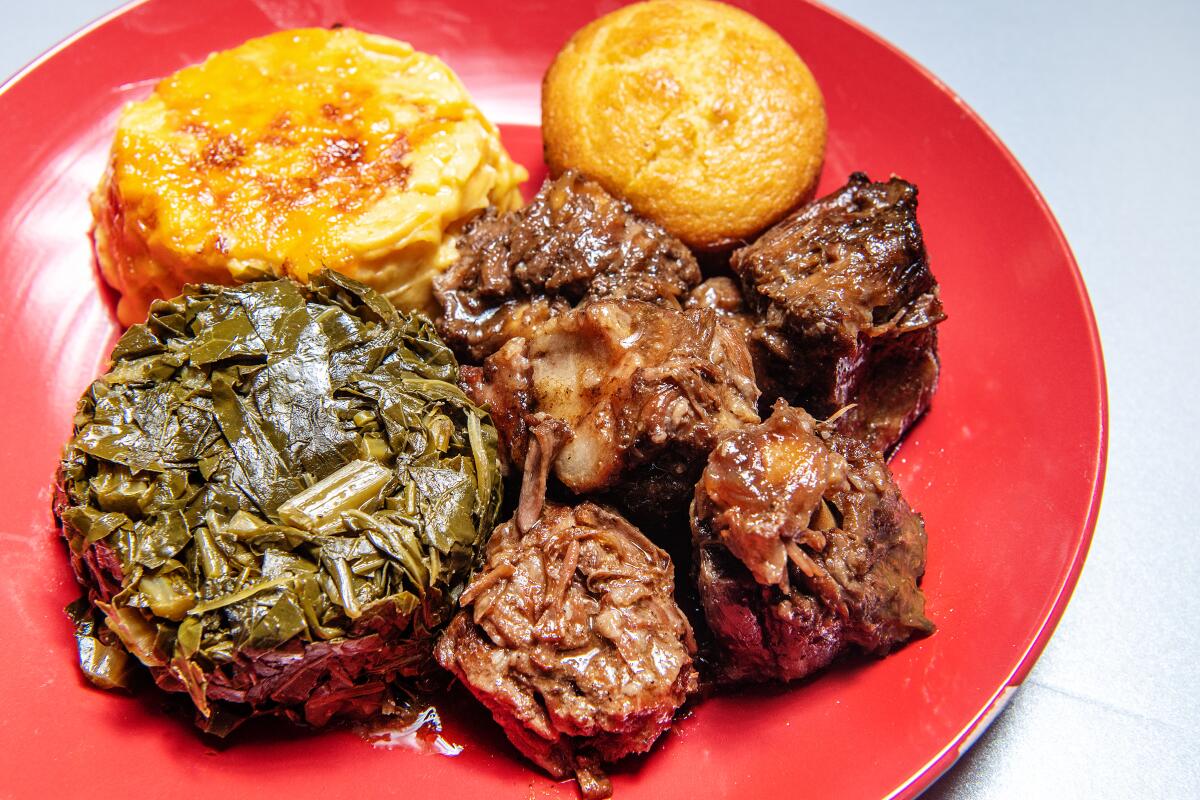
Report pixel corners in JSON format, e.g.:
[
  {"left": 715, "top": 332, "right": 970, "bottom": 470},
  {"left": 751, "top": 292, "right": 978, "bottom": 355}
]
[{"left": 4, "top": 1, "right": 1198, "bottom": 797}]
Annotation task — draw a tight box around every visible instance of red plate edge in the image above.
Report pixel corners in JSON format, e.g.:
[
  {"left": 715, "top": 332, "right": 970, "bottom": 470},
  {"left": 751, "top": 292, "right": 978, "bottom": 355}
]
[
  {"left": 0, "top": 0, "right": 150, "bottom": 96},
  {"left": 799, "top": 3, "right": 1109, "bottom": 796},
  {"left": 0, "top": 2, "right": 1110, "bottom": 798},
  {"left": 803, "top": 3, "right": 1109, "bottom": 795}
]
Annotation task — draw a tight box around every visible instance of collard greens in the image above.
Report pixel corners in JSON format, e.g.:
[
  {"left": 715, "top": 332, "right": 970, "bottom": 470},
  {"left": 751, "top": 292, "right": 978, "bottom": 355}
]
[{"left": 54, "top": 272, "right": 502, "bottom": 732}]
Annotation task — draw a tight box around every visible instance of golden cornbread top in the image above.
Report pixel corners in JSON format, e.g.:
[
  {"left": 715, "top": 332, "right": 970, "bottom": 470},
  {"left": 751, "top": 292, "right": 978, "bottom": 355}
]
[
  {"left": 542, "top": 0, "right": 825, "bottom": 251},
  {"left": 96, "top": 27, "right": 526, "bottom": 321}
]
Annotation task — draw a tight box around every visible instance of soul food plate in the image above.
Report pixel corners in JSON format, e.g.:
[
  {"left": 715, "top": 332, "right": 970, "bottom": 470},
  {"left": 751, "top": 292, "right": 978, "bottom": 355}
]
[{"left": 0, "top": 1, "right": 1106, "bottom": 798}]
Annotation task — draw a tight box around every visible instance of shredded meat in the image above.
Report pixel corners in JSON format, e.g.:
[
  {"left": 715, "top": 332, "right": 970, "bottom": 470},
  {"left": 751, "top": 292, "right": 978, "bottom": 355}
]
[
  {"left": 692, "top": 401, "right": 934, "bottom": 683},
  {"left": 436, "top": 501, "right": 698, "bottom": 799},
  {"left": 731, "top": 173, "right": 945, "bottom": 453},
  {"left": 435, "top": 170, "right": 702, "bottom": 362},
  {"left": 460, "top": 299, "right": 760, "bottom": 522},
  {"left": 685, "top": 277, "right": 755, "bottom": 337}
]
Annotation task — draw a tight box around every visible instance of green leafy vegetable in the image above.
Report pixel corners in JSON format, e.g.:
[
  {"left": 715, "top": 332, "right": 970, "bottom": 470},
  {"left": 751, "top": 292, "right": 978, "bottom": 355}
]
[
  {"left": 66, "top": 598, "right": 137, "bottom": 691},
  {"left": 54, "top": 272, "right": 502, "bottom": 733},
  {"left": 277, "top": 459, "right": 393, "bottom": 531}
]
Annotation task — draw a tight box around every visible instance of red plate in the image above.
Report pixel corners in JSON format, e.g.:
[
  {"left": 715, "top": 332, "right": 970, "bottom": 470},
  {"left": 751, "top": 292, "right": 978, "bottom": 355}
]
[{"left": 0, "top": 1, "right": 1106, "bottom": 798}]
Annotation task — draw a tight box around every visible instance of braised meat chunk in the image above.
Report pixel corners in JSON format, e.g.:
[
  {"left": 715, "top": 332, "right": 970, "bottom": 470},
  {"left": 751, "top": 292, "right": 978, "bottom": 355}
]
[
  {"left": 731, "top": 173, "right": 945, "bottom": 453},
  {"left": 685, "top": 277, "right": 756, "bottom": 340},
  {"left": 461, "top": 300, "right": 760, "bottom": 521},
  {"left": 435, "top": 170, "right": 702, "bottom": 362},
  {"left": 692, "top": 401, "right": 933, "bottom": 683},
  {"left": 436, "top": 502, "right": 698, "bottom": 800}
]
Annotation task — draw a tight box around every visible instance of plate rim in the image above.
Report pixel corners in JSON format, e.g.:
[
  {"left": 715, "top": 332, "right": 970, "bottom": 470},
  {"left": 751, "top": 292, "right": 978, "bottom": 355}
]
[{"left": 806, "top": 3, "right": 1109, "bottom": 794}]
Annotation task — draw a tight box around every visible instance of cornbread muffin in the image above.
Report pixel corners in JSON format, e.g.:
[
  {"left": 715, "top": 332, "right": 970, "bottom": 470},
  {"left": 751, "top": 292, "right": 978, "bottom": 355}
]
[
  {"left": 542, "top": 0, "right": 826, "bottom": 251},
  {"left": 92, "top": 27, "right": 527, "bottom": 325}
]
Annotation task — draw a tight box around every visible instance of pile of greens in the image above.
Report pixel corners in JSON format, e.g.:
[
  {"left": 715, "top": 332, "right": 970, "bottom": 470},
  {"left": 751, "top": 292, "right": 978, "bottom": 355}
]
[{"left": 55, "top": 272, "right": 501, "bottom": 733}]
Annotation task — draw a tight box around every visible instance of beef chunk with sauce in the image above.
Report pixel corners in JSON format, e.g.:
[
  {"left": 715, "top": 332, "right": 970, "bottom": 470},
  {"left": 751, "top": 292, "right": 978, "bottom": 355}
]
[
  {"left": 436, "top": 501, "right": 698, "bottom": 800},
  {"left": 684, "top": 276, "right": 756, "bottom": 342},
  {"left": 692, "top": 401, "right": 933, "bottom": 683},
  {"left": 434, "top": 170, "right": 702, "bottom": 362},
  {"left": 731, "top": 173, "right": 945, "bottom": 453},
  {"left": 460, "top": 299, "right": 760, "bottom": 522}
]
